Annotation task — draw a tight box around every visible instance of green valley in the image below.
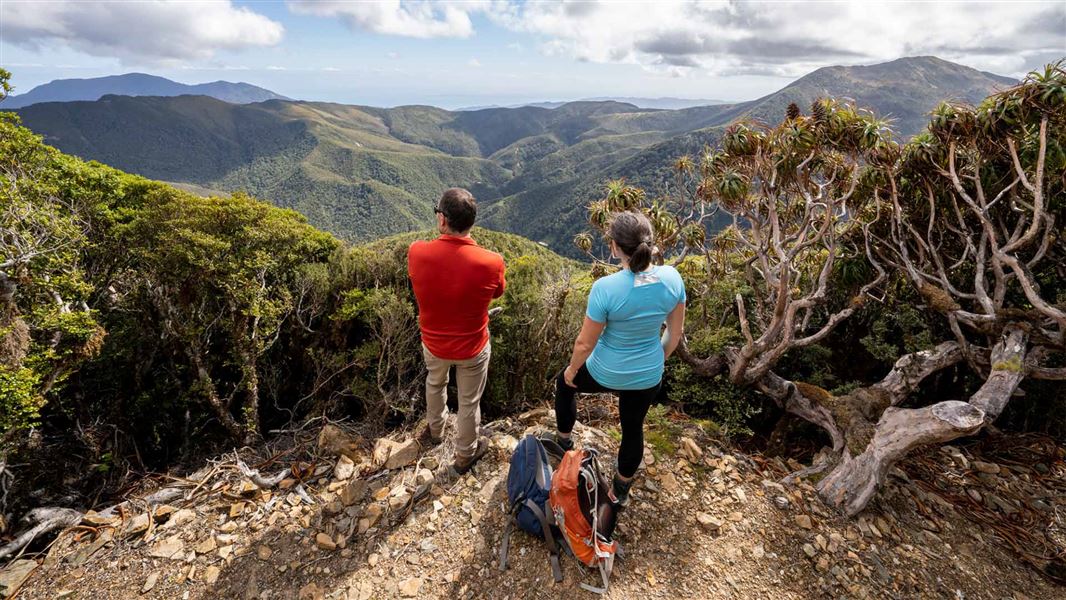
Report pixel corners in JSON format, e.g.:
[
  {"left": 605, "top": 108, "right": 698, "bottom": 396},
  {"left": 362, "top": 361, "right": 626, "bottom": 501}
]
[{"left": 11, "top": 57, "right": 1014, "bottom": 256}]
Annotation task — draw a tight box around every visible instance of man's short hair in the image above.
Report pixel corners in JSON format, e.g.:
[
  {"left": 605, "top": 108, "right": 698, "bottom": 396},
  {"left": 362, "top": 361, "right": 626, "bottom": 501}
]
[{"left": 437, "top": 188, "right": 477, "bottom": 233}]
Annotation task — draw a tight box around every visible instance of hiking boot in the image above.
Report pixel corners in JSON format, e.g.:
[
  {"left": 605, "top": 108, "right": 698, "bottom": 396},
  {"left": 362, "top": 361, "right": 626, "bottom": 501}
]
[
  {"left": 435, "top": 436, "right": 490, "bottom": 483},
  {"left": 415, "top": 424, "right": 443, "bottom": 448},
  {"left": 540, "top": 430, "right": 574, "bottom": 453},
  {"left": 612, "top": 473, "right": 635, "bottom": 508}
]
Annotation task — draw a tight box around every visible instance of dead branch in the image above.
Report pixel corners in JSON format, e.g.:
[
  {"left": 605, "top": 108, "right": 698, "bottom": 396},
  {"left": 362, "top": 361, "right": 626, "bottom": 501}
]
[{"left": 0, "top": 507, "right": 82, "bottom": 561}]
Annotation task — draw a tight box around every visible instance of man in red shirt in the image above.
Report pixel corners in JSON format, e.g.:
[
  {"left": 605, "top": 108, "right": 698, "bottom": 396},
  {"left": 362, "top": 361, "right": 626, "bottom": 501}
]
[{"left": 408, "top": 188, "right": 505, "bottom": 478}]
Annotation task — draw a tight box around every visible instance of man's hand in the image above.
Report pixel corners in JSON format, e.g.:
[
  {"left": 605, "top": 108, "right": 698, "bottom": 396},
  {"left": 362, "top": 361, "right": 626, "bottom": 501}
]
[{"left": 563, "top": 365, "right": 578, "bottom": 388}]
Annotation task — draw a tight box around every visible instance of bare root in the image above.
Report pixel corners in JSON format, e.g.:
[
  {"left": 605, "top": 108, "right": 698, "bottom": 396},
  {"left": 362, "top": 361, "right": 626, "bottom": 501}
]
[
  {"left": 0, "top": 507, "right": 82, "bottom": 561},
  {"left": 818, "top": 401, "right": 985, "bottom": 516}
]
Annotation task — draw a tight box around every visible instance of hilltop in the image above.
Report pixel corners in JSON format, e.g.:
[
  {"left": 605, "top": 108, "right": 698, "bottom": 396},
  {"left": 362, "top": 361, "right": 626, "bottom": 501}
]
[
  {"left": 2, "top": 73, "right": 288, "bottom": 108},
  {"left": 11, "top": 57, "right": 1015, "bottom": 255},
  {"left": 736, "top": 56, "right": 1017, "bottom": 142},
  {"left": 6, "top": 401, "right": 1062, "bottom": 599}
]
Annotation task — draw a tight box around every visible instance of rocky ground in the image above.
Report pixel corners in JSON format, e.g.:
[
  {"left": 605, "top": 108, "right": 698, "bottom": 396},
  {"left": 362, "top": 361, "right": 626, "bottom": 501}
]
[{"left": 1, "top": 396, "right": 1063, "bottom": 599}]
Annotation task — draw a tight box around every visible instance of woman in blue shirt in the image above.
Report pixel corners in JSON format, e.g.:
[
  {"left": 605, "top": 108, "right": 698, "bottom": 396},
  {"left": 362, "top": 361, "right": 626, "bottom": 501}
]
[{"left": 554, "top": 211, "right": 686, "bottom": 505}]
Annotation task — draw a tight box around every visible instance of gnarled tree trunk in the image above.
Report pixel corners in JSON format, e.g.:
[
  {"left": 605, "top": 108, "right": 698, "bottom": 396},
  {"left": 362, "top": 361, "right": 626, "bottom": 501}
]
[
  {"left": 817, "top": 401, "right": 985, "bottom": 514},
  {"left": 817, "top": 326, "right": 1028, "bottom": 515}
]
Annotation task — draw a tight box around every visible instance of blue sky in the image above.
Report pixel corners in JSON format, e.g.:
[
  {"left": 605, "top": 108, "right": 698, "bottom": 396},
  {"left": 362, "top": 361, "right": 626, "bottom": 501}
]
[{"left": 2, "top": 1, "right": 1064, "bottom": 108}]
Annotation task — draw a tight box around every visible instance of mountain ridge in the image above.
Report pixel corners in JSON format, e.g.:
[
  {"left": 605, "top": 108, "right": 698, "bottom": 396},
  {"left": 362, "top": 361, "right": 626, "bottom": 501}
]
[
  {"left": 10, "top": 57, "right": 1017, "bottom": 255},
  {"left": 458, "top": 96, "right": 730, "bottom": 111},
  {"left": 2, "top": 72, "right": 289, "bottom": 108}
]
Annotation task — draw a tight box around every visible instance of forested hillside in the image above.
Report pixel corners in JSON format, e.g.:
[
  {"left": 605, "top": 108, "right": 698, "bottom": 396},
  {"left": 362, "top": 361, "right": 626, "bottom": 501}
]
[
  {"left": 0, "top": 75, "right": 585, "bottom": 516},
  {"left": 11, "top": 57, "right": 1013, "bottom": 256}
]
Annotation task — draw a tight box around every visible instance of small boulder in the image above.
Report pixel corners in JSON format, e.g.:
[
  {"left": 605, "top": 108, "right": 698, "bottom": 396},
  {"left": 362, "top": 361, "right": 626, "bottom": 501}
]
[
  {"left": 795, "top": 514, "right": 814, "bottom": 530},
  {"left": 0, "top": 560, "right": 37, "bottom": 597},
  {"left": 81, "top": 511, "right": 117, "bottom": 527},
  {"left": 696, "top": 512, "right": 722, "bottom": 532},
  {"left": 298, "top": 583, "right": 324, "bottom": 600},
  {"left": 333, "top": 455, "right": 356, "bottom": 481},
  {"left": 318, "top": 424, "right": 362, "bottom": 459},
  {"left": 658, "top": 472, "right": 680, "bottom": 494},
  {"left": 973, "top": 460, "right": 1000, "bottom": 475},
  {"left": 165, "top": 508, "right": 196, "bottom": 529},
  {"left": 398, "top": 577, "right": 422, "bottom": 597},
  {"left": 148, "top": 536, "right": 184, "bottom": 559},
  {"left": 142, "top": 572, "right": 160, "bottom": 594},
  {"left": 122, "top": 513, "right": 151, "bottom": 537},
  {"left": 194, "top": 537, "right": 218, "bottom": 555},
  {"left": 315, "top": 532, "right": 337, "bottom": 551},
  {"left": 373, "top": 438, "right": 419, "bottom": 470},
  {"left": 415, "top": 468, "right": 435, "bottom": 486},
  {"left": 679, "top": 437, "right": 703, "bottom": 461},
  {"left": 204, "top": 565, "right": 221, "bottom": 585},
  {"left": 341, "top": 479, "right": 368, "bottom": 506}
]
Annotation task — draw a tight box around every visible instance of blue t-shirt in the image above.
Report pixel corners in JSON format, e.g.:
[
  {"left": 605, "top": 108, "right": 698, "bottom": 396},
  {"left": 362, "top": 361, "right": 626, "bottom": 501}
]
[{"left": 585, "top": 265, "right": 687, "bottom": 390}]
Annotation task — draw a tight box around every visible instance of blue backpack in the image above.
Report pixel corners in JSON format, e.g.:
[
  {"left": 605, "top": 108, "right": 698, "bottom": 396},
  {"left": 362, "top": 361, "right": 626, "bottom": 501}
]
[{"left": 498, "top": 435, "right": 565, "bottom": 582}]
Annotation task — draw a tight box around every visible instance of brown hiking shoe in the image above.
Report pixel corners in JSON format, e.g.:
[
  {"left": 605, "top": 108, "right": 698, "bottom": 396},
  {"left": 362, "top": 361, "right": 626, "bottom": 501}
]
[
  {"left": 435, "top": 436, "right": 489, "bottom": 483},
  {"left": 415, "top": 424, "right": 442, "bottom": 448}
]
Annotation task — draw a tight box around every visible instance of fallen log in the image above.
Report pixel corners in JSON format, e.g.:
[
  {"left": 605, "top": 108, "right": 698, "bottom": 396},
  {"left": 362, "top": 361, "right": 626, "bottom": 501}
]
[{"left": 0, "top": 508, "right": 82, "bottom": 562}]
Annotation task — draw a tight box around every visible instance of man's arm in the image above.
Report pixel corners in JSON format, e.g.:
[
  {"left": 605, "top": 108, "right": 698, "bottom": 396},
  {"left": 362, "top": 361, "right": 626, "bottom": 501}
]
[{"left": 492, "top": 261, "right": 506, "bottom": 299}]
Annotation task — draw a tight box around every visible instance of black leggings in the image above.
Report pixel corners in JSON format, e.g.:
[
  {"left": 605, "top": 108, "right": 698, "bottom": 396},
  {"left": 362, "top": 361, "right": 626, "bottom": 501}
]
[{"left": 555, "top": 365, "right": 660, "bottom": 478}]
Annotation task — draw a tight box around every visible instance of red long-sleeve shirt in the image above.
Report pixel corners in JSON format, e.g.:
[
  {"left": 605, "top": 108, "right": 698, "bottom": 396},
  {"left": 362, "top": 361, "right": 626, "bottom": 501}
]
[{"left": 408, "top": 235, "right": 506, "bottom": 360}]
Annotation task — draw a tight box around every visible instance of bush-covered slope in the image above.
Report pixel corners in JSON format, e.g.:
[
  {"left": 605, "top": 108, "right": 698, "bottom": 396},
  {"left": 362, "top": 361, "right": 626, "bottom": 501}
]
[
  {"left": 16, "top": 96, "right": 513, "bottom": 240},
  {"left": 11, "top": 57, "right": 1016, "bottom": 254},
  {"left": 0, "top": 105, "right": 585, "bottom": 512}
]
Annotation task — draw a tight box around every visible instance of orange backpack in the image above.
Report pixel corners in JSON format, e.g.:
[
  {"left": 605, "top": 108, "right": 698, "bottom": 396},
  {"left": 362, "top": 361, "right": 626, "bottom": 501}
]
[{"left": 548, "top": 447, "right": 622, "bottom": 594}]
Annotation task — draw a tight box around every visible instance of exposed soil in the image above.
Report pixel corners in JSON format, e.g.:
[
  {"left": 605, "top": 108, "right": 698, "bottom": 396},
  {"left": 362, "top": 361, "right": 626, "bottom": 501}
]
[{"left": 4, "top": 396, "right": 1063, "bottom": 599}]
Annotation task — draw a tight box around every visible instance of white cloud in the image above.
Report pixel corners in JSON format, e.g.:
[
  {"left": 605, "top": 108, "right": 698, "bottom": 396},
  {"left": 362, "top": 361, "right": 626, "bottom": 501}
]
[
  {"left": 487, "top": 1, "right": 1066, "bottom": 77},
  {"left": 2, "top": 1, "right": 284, "bottom": 65},
  {"left": 285, "top": 1, "right": 1061, "bottom": 76},
  {"left": 467, "top": 58, "right": 482, "bottom": 68},
  {"left": 287, "top": 0, "right": 488, "bottom": 38}
]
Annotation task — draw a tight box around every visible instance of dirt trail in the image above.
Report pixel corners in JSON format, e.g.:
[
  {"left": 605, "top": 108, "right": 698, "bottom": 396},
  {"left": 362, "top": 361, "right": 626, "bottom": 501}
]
[{"left": 4, "top": 398, "right": 1063, "bottom": 599}]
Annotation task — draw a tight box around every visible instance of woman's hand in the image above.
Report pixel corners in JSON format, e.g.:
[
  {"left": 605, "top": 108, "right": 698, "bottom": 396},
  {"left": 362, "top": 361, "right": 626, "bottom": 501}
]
[
  {"left": 565, "top": 317, "right": 606, "bottom": 389},
  {"left": 661, "top": 301, "right": 686, "bottom": 360},
  {"left": 563, "top": 365, "right": 578, "bottom": 388}
]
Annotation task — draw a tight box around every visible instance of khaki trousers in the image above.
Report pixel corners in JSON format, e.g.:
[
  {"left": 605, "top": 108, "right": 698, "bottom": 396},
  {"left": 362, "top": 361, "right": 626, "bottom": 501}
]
[{"left": 422, "top": 341, "right": 491, "bottom": 461}]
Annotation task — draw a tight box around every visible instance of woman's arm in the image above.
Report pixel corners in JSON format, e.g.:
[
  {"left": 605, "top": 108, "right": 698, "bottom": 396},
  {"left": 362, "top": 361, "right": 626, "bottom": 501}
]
[
  {"left": 661, "top": 301, "right": 686, "bottom": 360},
  {"left": 563, "top": 317, "right": 606, "bottom": 387}
]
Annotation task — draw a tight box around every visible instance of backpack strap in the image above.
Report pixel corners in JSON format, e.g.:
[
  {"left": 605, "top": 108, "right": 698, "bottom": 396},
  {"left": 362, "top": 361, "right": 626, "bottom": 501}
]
[
  {"left": 498, "top": 499, "right": 522, "bottom": 572},
  {"left": 523, "top": 499, "right": 563, "bottom": 582},
  {"left": 498, "top": 498, "right": 563, "bottom": 583},
  {"left": 537, "top": 436, "right": 566, "bottom": 462}
]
